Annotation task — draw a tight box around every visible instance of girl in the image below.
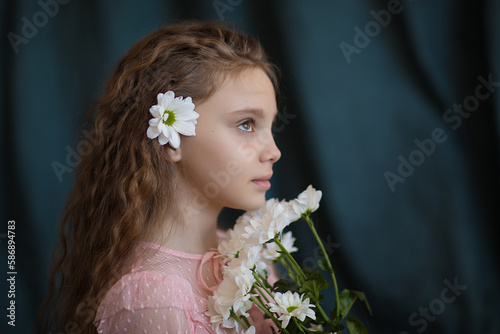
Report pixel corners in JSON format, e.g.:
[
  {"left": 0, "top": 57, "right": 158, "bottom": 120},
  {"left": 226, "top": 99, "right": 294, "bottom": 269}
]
[{"left": 40, "top": 21, "right": 281, "bottom": 333}]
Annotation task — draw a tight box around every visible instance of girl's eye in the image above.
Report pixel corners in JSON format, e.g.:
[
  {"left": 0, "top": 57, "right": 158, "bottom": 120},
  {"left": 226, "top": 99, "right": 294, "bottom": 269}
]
[{"left": 238, "top": 120, "right": 254, "bottom": 132}]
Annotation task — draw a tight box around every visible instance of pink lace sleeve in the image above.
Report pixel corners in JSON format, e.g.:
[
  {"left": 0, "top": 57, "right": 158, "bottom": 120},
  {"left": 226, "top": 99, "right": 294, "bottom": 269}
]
[
  {"left": 94, "top": 272, "right": 213, "bottom": 334},
  {"left": 98, "top": 307, "right": 194, "bottom": 333}
]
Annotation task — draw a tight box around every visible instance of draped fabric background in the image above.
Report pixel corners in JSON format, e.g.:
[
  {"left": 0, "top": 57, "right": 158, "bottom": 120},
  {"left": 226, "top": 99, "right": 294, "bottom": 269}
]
[{"left": 1, "top": 0, "right": 499, "bottom": 333}]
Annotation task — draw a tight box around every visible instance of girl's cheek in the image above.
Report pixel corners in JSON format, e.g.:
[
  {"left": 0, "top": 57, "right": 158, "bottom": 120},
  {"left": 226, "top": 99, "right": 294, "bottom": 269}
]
[{"left": 235, "top": 142, "right": 258, "bottom": 162}]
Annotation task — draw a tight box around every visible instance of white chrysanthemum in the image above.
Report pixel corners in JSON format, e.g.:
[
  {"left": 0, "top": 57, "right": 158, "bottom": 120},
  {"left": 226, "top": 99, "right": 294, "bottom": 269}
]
[
  {"left": 206, "top": 294, "right": 244, "bottom": 331},
  {"left": 242, "top": 201, "right": 292, "bottom": 244},
  {"left": 213, "top": 264, "right": 254, "bottom": 319},
  {"left": 206, "top": 296, "right": 225, "bottom": 331},
  {"left": 268, "top": 291, "right": 316, "bottom": 328},
  {"left": 262, "top": 231, "right": 298, "bottom": 262},
  {"left": 230, "top": 244, "right": 267, "bottom": 275},
  {"left": 291, "top": 185, "right": 322, "bottom": 218},
  {"left": 217, "top": 224, "right": 251, "bottom": 263},
  {"left": 146, "top": 91, "right": 199, "bottom": 148},
  {"left": 233, "top": 198, "right": 279, "bottom": 229}
]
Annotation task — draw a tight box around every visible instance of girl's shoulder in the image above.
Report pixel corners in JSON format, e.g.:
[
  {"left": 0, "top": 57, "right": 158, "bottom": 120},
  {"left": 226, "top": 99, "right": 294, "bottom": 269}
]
[{"left": 139, "top": 241, "right": 207, "bottom": 260}]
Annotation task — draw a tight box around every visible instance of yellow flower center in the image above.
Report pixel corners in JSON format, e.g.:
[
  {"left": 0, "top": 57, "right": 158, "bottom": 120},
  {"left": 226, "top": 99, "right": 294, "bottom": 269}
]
[
  {"left": 286, "top": 306, "right": 298, "bottom": 313},
  {"left": 163, "top": 110, "right": 176, "bottom": 126}
]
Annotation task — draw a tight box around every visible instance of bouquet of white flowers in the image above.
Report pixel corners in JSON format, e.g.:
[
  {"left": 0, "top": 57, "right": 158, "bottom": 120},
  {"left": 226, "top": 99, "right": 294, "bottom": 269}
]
[{"left": 206, "top": 186, "right": 372, "bottom": 333}]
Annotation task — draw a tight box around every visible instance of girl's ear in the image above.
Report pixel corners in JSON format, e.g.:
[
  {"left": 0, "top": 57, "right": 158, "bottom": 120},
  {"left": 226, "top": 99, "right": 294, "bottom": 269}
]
[{"left": 165, "top": 146, "right": 182, "bottom": 162}]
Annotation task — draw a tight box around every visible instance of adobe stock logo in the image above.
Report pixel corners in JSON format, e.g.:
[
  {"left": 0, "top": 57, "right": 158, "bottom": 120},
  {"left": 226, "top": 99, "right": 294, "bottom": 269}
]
[
  {"left": 7, "top": 0, "right": 71, "bottom": 54},
  {"left": 51, "top": 127, "right": 102, "bottom": 183},
  {"left": 399, "top": 277, "right": 467, "bottom": 334}
]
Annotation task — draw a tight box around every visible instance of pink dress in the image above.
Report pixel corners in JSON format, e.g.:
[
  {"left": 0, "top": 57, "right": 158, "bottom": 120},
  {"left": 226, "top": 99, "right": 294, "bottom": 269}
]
[{"left": 94, "top": 237, "right": 276, "bottom": 333}]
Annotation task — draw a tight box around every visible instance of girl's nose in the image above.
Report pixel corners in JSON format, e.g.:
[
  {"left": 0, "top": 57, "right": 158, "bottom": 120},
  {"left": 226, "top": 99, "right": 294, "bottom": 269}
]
[{"left": 259, "top": 132, "right": 281, "bottom": 163}]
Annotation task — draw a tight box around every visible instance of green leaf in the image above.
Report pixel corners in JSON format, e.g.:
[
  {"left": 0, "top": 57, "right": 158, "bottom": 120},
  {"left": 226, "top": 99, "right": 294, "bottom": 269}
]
[
  {"left": 273, "top": 279, "right": 298, "bottom": 293},
  {"left": 278, "top": 257, "right": 302, "bottom": 285},
  {"left": 300, "top": 273, "right": 331, "bottom": 293},
  {"left": 317, "top": 259, "right": 329, "bottom": 272},
  {"left": 302, "top": 265, "right": 317, "bottom": 277},
  {"left": 337, "top": 289, "right": 372, "bottom": 321},
  {"left": 349, "top": 290, "right": 372, "bottom": 315},
  {"left": 299, "top": 274, "right": 331, "bottom": 304},
  {"left": 302, "top": 267, "right": 322, "bottom": 282},
  {"left": 338, "top": 289, "right": 357, "bottom": 320},
  {"left": 346, "top": 317, "right": 368, "bottom": 334}
]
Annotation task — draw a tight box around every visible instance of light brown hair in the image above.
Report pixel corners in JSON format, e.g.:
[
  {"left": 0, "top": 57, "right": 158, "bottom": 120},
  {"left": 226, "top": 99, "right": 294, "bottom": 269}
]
[{"left": 39, "top": 20, "right": 277, "bottom": 333}]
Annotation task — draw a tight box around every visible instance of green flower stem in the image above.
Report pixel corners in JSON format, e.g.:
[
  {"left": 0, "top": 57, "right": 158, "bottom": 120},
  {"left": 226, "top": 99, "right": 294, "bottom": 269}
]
[
  {"left": 252, "top": 282, "right": 271, "bottom": 305},
  {"left": 251, "top": 291, "right": 266, "bottom": 310},
  {"left": 249, "top": 296, "right": 291, "bottom": 334},
  {"left": 231, "top": 313, "right": 249, "bottom": 330},
  {"left": 242, "top": 315, "right": 251, "bottom": 328},
  {"left": 278, "top": 257, "right": 294, "bottom": 279},
  {"left": 304, "top": 214, "right": 340, "bottom": 318},
  {"left": 292, "top": 317, "right": 306, "bottom": 333},
  {"left": 276, "top": 253, "right": 335, "bottom": 326},
  {"left": 274, "top": 236, "right": 336, "bottom": 328},
  {"left": 257, "top": 270, "right": 272, "bottom": 289},
  {"left": 274, "top": 237, "right": 307, "bottom": 282},
  {"left": 314, "top": 299, "right": 334, "bottom": 328},
  {"left": 252, "top": 272, "right": 272, "bottom": 304},
  {"left": 251, "top": 288, "right": 272, "bottom": 315},
  {"left": 298, "top": 321, "right": 312, "bottom": 332}
]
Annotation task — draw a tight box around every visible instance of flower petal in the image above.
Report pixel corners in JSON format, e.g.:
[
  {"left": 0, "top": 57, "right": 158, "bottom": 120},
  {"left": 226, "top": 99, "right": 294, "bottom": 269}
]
[
  {"left": 158, "top": 133, "right": 170, "bottom": 145},
  {"left": 149, "top": 105, "right": 163, "bottom": 118},
  {"left": 159, "top": 91, "right": 175, "bottom": 109},
  {"left": 149, "top": 118, "right": 160, "bottom": 127},
  {"left": 175, "top": 109, "right": 199, "bottom": 121},
  {"left": 157, "top": 122, "right": 168, "bottom": 135},
  {"left": 169, "top": 129, "right": 180, "bottom": 149},
  {"left": 146, "top": 126, "right": 160, "bottom": 139},
  {"left": 172, "top": 120, "right": 196, "bottom": 136}
]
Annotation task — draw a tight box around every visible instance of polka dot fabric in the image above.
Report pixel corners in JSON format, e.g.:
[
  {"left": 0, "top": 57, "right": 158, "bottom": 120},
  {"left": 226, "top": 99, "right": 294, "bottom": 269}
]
[{"left": 94, "top": 236, "right": 277, "bottom": 333}]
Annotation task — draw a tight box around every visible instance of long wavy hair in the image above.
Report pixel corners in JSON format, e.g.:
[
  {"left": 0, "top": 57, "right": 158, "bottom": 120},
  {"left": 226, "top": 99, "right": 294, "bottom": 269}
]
[{"left": 39, "top": 21, "right": 277, "bottom": 334}]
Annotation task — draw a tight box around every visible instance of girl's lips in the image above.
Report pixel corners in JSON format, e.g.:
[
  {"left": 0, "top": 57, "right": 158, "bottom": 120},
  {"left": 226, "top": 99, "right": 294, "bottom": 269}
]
[{"left": 252, "top": 179, "right": 271, "bottom": 189}]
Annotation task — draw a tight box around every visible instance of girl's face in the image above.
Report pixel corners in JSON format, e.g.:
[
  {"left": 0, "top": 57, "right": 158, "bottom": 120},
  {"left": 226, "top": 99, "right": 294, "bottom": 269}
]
[{"left": 179, "top": 68, "right": 281, "bottom": 212}]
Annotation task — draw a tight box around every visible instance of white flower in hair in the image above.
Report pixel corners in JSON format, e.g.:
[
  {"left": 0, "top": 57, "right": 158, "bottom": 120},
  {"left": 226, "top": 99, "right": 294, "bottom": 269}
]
[
  {"left": 146, "top": 91, "right": 199, "bottom": 148},
  {"left": 268, "top": 291, "right": 316, "bottom": 328}
]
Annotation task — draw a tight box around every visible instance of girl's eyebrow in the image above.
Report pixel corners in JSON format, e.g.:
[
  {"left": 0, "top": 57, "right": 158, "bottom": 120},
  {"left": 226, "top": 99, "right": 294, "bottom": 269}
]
[{"left": 230, "top": 108, "right": 278, "bottom": 119}]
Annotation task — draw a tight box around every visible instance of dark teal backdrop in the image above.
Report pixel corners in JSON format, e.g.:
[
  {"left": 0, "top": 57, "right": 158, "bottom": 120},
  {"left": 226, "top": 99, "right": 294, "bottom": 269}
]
[{"left": 1, "top": 0, "right": 499, "bottom": 333}]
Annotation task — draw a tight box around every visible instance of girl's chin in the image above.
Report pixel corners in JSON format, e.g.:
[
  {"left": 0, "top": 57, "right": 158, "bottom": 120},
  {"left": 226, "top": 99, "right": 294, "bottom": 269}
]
[
  {"left": 242, "top": 198, "right": 267, "bottom": 212},
  {"left": 230, "top": 197, "right": 266, "bottom": 212}
]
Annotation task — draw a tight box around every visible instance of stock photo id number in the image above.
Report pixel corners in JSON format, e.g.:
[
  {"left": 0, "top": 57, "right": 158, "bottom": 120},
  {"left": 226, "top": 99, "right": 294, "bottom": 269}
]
[{"left": 6, "top": 220, "right": 16, "bottom": 327}]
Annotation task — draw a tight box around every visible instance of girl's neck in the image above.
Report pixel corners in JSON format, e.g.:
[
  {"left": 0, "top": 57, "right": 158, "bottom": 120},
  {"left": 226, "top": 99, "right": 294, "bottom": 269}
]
[{"left": 158, "top": 186, "right": 222, "bottom": 254}]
